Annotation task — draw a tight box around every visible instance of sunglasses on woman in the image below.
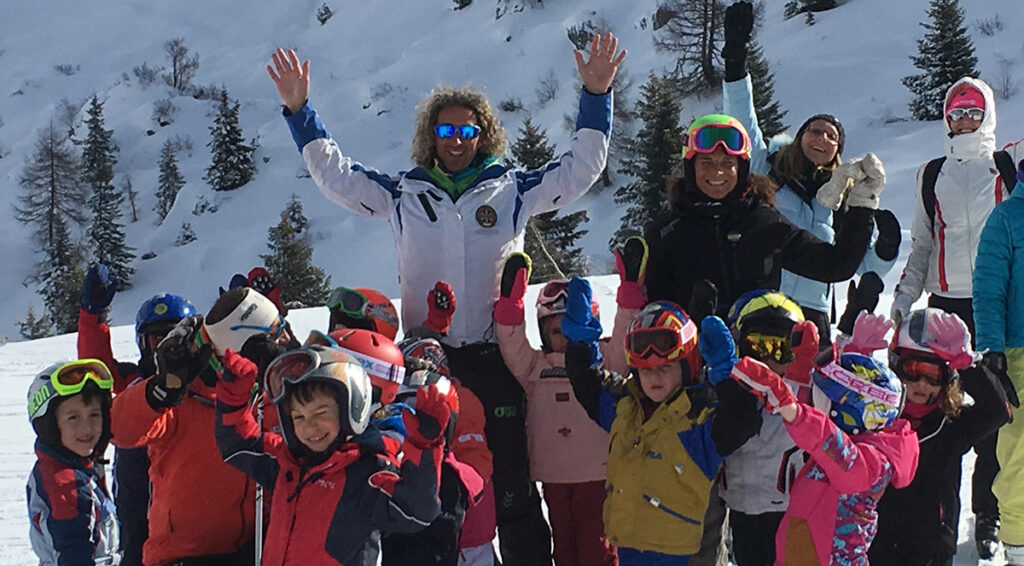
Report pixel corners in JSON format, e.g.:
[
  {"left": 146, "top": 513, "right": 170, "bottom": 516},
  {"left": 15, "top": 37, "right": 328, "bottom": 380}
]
[{"left": 947, "top": 107, "right": 984, "bottom": 122}]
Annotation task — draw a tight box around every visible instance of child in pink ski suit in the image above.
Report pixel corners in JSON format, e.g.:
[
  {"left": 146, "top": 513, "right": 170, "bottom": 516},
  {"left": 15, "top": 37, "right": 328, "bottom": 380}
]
[{"left": 493, "top": 250, "right": 638, "bottom": 566}]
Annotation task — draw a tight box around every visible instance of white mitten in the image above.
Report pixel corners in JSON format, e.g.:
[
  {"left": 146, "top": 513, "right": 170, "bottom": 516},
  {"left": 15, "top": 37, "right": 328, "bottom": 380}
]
[
  {"left": 815, "top": 158, "right": 866, "bottom": 211},
  {"left": 847, "top": 152, "right": 885, "bottom": 210}
]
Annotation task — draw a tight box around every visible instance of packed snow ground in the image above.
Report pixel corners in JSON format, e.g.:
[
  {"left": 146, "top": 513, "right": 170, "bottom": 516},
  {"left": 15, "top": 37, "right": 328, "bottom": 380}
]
[{"left": 3, "top": 0, "right": 1024, "bottom": 563}]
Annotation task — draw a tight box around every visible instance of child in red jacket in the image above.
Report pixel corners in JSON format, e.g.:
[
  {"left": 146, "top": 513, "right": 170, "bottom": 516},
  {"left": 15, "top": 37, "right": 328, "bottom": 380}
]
[{"left": 216, "top": 333, "right": 447, "bottom": 566}]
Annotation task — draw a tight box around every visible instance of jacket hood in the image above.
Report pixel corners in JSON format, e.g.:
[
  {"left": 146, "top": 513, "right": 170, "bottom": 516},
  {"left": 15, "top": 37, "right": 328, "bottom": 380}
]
[
  {"left": 861, "top": 418, "right": 919, "bottom": 489},
  {"left": 944, "top": 77, "right": 997, "bottom": 161}
]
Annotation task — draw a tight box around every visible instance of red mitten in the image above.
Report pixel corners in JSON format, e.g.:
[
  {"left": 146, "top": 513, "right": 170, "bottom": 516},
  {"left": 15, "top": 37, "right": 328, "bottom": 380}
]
[
  {"left": 784, "top": 320, "right": 820, "bottom": 387},
  {"left": 731, "top": 356, "right": 797, "bottom": 413},
  {"left": 402, "top": 384, "right": 453, "bottom": 449},
  {"left": 424, "top": 281, "right": 456, "bottom": 335},
  {"left": 614, "top": 236, "right": 648, "bottom": 309},
  {"left": 493, "top": 262, "right": 528, "bottom": 326},
  {"left": 218, "top": 348, "right": 258, "bottom": 407}
]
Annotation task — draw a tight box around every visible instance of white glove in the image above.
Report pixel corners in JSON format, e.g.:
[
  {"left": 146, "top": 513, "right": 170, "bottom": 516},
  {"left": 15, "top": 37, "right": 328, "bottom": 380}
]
[
  {"left": 890, "top": 292, "right": 914, "bottom": 325},
  {"left": 846, "top": 152, "right": 885, "bottom": 210},
  {"left": 815, "top": 158, "right": 866, "bottom": 211}
]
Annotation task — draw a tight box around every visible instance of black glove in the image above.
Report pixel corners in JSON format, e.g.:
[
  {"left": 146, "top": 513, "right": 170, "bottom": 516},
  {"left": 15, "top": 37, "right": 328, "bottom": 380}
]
[
  {"left": 499, "top": 252, "right": 532, "bottom": 298},
  {"left": 873, "top": 209, "right": 902, "bottom": 261},
  {"left": 240, "top": 333, "right": 288, "bottom": 378},
  {"left": 983, "top": 351, "right": 1020, "bottom": 408},
  {"left": 722, "top": 1, "right": 754, "bottom": 81},
  {"left": 148, "top": 315, "right": 212, "bottom": 409},
  {"left": 688, "top": 279, "right": 719, "bottom": 324},
  {"left": 81, "top": 264, "right": 118, "bottom": 318},
  {"left": 836, "top": 272, "right": 885, "bottom": 335}
]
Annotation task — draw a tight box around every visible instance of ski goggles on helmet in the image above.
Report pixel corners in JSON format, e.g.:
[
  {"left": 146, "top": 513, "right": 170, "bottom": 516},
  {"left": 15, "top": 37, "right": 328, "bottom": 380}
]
[
  {"left": 327, "top": 287, "right": 376, "bottom": 320},
  {"left": 744, "top": 332, "right": 795, "bottom": 364},
  {"left": 946, "top": 107, "right": 984, "bottom": 122},
  {"left": 626, "top": 328, "right": 685, "bottom": 360},
  {"left": 229, "top": 313, "right": 286, "bottom": 341},
  {"left": 684, "top": 123, "right": 750, "bottom": 160},
  {"left": 28, "top": 359, "right": 114, "bottom": 419},
  {"left": 264, "top": 347, "right": 366, "bottom": 404},
  {"left": 892, "top": 352, "right": 951, "bottom": 387},
  {"left": 434, "top": 124, "right": 481, "bottom": 140}
]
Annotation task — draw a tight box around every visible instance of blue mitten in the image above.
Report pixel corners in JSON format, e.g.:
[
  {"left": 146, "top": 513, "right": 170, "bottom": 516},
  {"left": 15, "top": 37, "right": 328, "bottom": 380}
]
[
  {"left": 562, "top": 277, "right": 603, "bottom": 368},
  {"left": 562, "top": 277, "right": 603, "bottom": 342},
  {"left": 82, "top": 264, "right": 118, "bottom": 316},
  {"left": 698, "top": 316, "right": 738, "bottom": 385}
]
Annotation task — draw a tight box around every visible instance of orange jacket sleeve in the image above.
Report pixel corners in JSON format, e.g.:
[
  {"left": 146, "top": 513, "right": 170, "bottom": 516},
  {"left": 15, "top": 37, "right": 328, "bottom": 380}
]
[
  {"left": 110, "top": 377, "right": 177, "bottom": 448},
  {"left": 77, "top": 308, "right": 132, "bottom": 394},
  {"left": 450, "top": 383, "right": 492, "bottom": 481}
]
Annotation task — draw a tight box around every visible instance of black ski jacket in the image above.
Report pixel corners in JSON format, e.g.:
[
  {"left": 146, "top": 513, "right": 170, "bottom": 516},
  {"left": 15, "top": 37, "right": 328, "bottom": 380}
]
[{"left": 644, "top": 191, "right": 875, "bottom": 316}]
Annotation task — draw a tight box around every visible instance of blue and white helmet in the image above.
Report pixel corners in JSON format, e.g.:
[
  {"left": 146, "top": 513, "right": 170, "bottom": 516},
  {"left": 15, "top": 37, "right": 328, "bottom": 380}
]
[{"left": 812, "top": 353, "right": 905, "bottom": 435}]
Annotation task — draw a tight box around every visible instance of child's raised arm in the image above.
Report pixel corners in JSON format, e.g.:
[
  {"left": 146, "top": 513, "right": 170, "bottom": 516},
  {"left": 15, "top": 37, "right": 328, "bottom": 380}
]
[
  {"left": 494, "top": 253, "right": 544, "bottom": 386},
  {"left": 215, "top": 348, "right": 283, "bottom": 490}
]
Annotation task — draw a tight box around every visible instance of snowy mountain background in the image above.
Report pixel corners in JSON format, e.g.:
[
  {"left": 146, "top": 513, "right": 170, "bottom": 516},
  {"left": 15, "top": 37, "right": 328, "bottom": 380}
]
[{"left": 1, "top": 0, "right": 1023, "bottom": 563}]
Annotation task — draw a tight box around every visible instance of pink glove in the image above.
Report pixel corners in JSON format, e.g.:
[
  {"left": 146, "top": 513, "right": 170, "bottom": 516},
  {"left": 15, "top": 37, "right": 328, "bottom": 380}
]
[
  {"left": 925, "top": 311, "right": 979, "bottom": 370},
  {"left": 614, "top": 236, "right": 648, "bottom": 309},
  {"left": 784, "top": 320, "right": 820, "bottom": 387},
  {"left": 844, "top": 311, "right": 894, "bottom": 355},
  {"left": 424, "top": 281, "right": 456, "bottom": 335},
  {"left": 218, "top": 348, "right": 258, "bottom": 407},
  {"left": 731, "top": 357, "right": 797, "bottom": 413},
  {"left": 493, "top": 264, "right": 528, "bottom": 326}
]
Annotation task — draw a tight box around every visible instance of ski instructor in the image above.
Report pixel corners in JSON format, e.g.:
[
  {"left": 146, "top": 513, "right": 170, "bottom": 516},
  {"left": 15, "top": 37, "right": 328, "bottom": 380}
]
[{"left": 268, "top": 35, "right": 625, "bottom": 566}]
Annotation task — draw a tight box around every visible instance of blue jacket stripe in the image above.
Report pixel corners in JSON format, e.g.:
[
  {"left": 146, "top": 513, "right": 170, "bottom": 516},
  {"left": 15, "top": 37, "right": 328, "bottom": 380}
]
[
  {"left": 284, "top": 101, "right": 330, "bottom": 152},
  {"left": 576, "top": 90, "right": 612, "bottom": 135},
  {"left": 677, "top": 421, "right": 723, "bottom": 482},
  {"left": 599, "top": 390, "right": 617, "bottom": 433},
  {"left": 351, "top": 164, "right": 401, "bottom": 198}
]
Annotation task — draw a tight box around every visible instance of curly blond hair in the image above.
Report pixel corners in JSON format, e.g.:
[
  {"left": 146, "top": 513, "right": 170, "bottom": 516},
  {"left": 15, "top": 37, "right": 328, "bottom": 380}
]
[{"left": 411, "top": 85, "right": 507, "bottom": 169}]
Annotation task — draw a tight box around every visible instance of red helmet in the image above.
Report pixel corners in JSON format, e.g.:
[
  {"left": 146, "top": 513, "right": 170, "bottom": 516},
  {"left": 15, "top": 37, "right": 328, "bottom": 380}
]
[
  {"left": 536, "top": 279, "right": 599, "bottom": 352},
  {"left": 625, "top": 301, "right": 702, "bottom": 382},
  {"left": 328, "top": 328, "right": 406, "bottom": 406}
]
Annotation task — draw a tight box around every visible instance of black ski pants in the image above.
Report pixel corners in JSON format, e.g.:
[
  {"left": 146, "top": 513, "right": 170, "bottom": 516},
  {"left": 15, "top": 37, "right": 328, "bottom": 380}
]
[{"left": 445, "top": 342, "right": 553, "bottom": 566}]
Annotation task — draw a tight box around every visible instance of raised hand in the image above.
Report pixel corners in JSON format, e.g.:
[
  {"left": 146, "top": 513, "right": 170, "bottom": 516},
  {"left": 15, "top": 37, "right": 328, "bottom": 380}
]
[
  {"left": 574, "top": 32, "right": 627, "bottom": 95},
  {"left": 785, "top": 320, "right": 820, "bottom": 386},
  {"left": 494, "top": 252, "right": 531, "bottom": 326},
  {"left": 402, "top": 384, "right": 453, "bottom": 448},
  {"left": 845, "top": 311, "right": 894, "bottom": 355},
  {"left": 698, "top": 316, "right": 738, "bottom": 385},
  {"left": 731, "top": 357, "right": 796, "bottom": 413},
  {"left": 267, "top": 47, "right": 310, "bottom": 114},
  {"left": 81, "top": 263, "right": 118, "bottom": 316},
  {"left": 562, "top": 277, "right": 603, "bottom": 343},
  {"left": 424, "top": 281, "right": 456, "bottom": 335},
  {"left": 218, "top": 348, "right": 258, "bottom": 407},
  {"left": 614, "top": 236, "right": 648, "bottom": 309},
  {"left": 924, "top": 311, "right": 978, "bottom": 370}
]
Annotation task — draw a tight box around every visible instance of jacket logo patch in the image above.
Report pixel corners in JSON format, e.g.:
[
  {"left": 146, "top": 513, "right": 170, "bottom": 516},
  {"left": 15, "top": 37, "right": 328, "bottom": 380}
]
[
  {"left": 727, "top": 230, "right": 742, "bottom": 242},
  {"left": 476, "top": 205, "right": 498, "bottom": 227},
  {"left": 646, "top": 450, "right": 663, "bottom": 460},
  {"left": 555, "top": 392, "right": 570, "bottom": 402},
  {"left": 558, "top": 427, "right": 572, "bottom": 437}
]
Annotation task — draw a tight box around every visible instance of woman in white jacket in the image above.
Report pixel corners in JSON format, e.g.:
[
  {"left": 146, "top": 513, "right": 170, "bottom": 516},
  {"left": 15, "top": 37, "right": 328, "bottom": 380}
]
[{"left": 891, "top": 75, "right": 1024, "bottom": 560}]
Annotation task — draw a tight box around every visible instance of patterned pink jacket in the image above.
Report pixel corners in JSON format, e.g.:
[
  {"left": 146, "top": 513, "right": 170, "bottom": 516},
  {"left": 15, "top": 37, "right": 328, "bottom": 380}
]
[{"left": 775, "top": 404, "right": 919, "bottom": 566}]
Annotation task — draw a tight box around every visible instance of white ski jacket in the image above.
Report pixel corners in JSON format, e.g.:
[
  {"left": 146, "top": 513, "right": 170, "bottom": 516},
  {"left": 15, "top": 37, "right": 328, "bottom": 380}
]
[
  {"left": 896, "top": 78, "right": 1024, "bottom": 301},
  {"left": 285, "top": 91, "right": 612, "bottom": 345}
]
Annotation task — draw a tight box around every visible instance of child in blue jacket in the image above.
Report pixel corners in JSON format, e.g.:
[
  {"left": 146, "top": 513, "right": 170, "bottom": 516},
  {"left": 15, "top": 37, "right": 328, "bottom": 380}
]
[{"left": 26, "top": 359, "right": 118, "bottom": 565}]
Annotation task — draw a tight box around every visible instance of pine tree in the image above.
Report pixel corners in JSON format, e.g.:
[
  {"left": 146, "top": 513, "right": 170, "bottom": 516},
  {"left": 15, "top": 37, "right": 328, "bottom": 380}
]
[
  {"left": 902, "top": 0, "right": 978, "bottom": 120},
  {"left": 205, "top": 87, "right": 256, "bottom": 191},
  {"left": 155, "top": 139, "right": 185, "bottom": 221},
  {"left": 14, "top": 121, "right": 87, "bottom": 252},
  {"left": 653, "top": 0, "right": 726, "bottom": 94},
  {"left": 511, "top": 118, "right": 589, "bottom": 281},
  {"left": 123, "top": 175, "right": 139, "bottom": 223},
  {"left": 18, "top": 306, "right": 52, "bottom": 340},
  {"left": 261, "top": 195, "right": 331, "bottom": 307},
  {"left": 612, "top": 73, "right": 683, "bottom": 247},
  {"left": 82, "top": 96, "right": 135, "bottom": 288},
  {"left": 748, "top": 38, "right": 788, "bottom": 139},
  {"left": 40, "top": 215, "right": 85, "bottom": 334}
]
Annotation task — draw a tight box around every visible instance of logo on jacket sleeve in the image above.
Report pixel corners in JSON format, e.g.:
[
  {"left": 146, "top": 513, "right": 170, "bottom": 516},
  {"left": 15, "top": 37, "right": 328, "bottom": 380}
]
[{"left": 476, "top": 205, "right": 498, "bottom": 227}]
